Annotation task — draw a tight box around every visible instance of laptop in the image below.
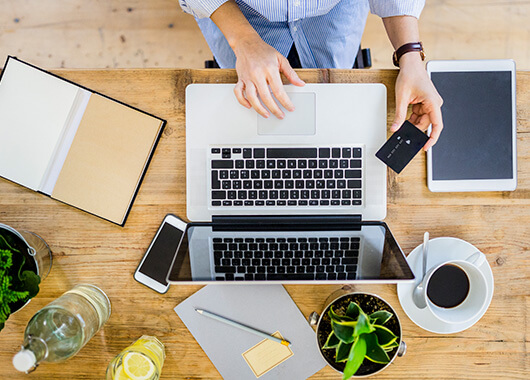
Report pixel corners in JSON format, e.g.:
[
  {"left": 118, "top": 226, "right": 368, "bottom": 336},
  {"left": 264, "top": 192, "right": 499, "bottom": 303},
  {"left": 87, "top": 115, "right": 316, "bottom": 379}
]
[{"left": 167, "top": 83, "right": 414, "bottom": 284}]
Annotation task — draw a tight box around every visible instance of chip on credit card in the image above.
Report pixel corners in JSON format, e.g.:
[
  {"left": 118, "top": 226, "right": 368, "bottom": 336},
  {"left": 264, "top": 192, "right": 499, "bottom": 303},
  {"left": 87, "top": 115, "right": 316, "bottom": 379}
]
[{"left": 375, "top": 121, "right": 429, "bottom": 174}]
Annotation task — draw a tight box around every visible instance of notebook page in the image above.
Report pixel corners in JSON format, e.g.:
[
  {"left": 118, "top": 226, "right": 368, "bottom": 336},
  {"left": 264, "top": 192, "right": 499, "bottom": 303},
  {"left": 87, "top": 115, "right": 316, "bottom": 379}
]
[
  {"left": 40, "top": 88, "right": 92, "bottom": 195},
  {"left": 0, "top": 58, "right": 79, "bottom": 190}
]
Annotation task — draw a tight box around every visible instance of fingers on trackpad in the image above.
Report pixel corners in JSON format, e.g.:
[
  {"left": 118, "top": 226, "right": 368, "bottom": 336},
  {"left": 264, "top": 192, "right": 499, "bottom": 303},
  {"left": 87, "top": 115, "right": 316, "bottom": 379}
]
[{"left": 257, "top": 93, "right": 316, "bottom": 136}]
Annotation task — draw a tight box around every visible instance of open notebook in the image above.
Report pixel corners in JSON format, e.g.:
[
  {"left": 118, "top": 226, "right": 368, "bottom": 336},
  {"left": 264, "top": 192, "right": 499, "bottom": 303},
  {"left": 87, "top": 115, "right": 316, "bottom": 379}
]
[{"left": 0, "top": 57, "right": 165, "bottom": 225}]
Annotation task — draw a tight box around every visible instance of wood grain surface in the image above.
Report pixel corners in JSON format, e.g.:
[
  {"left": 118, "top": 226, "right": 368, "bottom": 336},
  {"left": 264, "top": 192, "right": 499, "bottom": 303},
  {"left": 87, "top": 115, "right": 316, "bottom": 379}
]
[{"left": 0, "top": 68, "right": 528, "bottom": 379}]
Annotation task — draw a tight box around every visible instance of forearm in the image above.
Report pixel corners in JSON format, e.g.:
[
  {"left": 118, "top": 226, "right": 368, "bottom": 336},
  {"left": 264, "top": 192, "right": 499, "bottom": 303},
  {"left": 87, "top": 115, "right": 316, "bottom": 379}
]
[
  {"left": 382, "top": 15, "right": 423, "bottom": 67},
  {"left": 210, "top": 0, "right": 260, "bottom": 50}
]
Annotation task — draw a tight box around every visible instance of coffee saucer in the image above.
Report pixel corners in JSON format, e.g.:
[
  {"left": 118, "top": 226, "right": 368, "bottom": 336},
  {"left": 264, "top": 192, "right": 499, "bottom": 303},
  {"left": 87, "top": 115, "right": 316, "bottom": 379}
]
[{"left": 397, "top": 237, "right": 494, "bottom": 334}]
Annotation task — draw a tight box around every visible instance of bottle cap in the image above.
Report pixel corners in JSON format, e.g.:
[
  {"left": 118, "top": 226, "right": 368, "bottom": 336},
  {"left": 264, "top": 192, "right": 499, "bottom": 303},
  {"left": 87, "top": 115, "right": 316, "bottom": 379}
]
[{"left": 13, "top": 349, "right": 36, "bottom": 372}]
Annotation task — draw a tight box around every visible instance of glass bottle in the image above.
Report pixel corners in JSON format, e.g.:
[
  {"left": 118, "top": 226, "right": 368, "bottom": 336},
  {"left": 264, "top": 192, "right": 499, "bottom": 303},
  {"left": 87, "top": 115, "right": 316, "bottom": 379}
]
[
  {"left": 12, "top": 284, "right": 111, "bottom": 373},
  {"left": 106, "top": 335, "right": 165, "bottom": 380}
]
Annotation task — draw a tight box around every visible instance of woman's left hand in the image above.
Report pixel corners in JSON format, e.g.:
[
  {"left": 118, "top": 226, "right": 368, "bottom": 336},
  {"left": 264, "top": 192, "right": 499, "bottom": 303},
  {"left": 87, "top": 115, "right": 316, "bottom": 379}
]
[{"left": 391, "top": 54, "right": 444, "bottom": 151}]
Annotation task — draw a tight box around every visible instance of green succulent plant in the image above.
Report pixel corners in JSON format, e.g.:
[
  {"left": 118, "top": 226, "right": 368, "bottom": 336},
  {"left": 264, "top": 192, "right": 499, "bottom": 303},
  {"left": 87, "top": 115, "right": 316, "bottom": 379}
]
[
  {"left": 0, "top": 234, "right": 41, "bottom": 331},
  {"left": 322, "top": 301, "right": 399, "bottom": 379}
]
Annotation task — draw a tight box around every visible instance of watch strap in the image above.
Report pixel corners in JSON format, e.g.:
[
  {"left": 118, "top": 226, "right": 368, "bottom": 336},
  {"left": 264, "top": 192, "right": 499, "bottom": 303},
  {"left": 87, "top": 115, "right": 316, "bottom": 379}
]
[{"left": 392, "top": 42, "right": 425, "bottom": 67}]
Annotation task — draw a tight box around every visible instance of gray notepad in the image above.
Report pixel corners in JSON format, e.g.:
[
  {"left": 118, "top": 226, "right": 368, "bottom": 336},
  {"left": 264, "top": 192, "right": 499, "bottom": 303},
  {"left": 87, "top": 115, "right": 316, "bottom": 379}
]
[{"left": 174, "top": 285, "right": 326, "bottom": 379}]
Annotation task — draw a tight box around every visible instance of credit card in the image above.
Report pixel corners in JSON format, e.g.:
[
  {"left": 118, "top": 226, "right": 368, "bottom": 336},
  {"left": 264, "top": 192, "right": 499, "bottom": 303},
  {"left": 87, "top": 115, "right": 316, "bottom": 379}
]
[{"left": 375, "top": 121, "right": 429, "bottom": 174}]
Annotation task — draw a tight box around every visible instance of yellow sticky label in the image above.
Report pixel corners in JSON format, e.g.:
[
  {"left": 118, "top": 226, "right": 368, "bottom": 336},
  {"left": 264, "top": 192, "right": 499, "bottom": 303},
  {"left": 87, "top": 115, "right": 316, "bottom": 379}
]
[{"left": 242, "top": 331, "right": 294, "bottom": 378}]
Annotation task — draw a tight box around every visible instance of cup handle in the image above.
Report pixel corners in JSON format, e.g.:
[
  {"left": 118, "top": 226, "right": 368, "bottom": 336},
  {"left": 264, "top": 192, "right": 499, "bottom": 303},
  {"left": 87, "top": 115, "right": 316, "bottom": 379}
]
[{"left": 465, "top": 251, "right": 486, "bottom": 267}]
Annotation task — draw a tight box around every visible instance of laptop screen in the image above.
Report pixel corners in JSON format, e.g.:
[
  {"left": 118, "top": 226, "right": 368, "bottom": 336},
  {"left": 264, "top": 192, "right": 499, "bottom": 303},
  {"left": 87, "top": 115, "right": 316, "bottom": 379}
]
[{"left": 167, "top": 218, "right": 414, "bottom": 284}]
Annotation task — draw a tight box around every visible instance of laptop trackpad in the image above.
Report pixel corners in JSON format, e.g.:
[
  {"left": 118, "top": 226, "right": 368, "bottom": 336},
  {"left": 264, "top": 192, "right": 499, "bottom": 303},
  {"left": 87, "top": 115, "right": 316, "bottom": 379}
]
[{"left": 257, "top": 92, "right": 316, "bottom": 135}]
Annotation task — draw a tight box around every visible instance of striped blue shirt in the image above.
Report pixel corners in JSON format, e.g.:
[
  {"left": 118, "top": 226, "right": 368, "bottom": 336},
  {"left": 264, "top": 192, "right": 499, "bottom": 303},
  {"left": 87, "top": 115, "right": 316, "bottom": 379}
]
[{"left": 178, "top": 0, "right": 425, "bottom": 68}]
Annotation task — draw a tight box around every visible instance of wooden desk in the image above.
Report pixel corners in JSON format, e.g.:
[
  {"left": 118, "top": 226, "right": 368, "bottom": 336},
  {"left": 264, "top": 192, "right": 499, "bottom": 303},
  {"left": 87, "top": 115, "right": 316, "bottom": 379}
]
[{"left": 0, "top": 69, "right": 528, "bottom": 379}]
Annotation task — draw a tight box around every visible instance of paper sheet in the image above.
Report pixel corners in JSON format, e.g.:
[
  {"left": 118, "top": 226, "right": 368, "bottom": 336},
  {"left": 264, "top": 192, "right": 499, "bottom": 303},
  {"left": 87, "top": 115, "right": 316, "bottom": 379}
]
[
  {"left": 242, "top": 331, "right": 294, "bottom": 378},
  {"left": 0, "top": 58, "right": 78, "bottom": 190}
]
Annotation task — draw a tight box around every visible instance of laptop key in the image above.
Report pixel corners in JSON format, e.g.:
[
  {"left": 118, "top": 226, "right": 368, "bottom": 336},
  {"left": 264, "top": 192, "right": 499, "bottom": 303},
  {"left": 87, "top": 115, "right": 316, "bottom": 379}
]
[
  {"left": 267, "top": 273, "right": 314, "bottom": 280},
  {"left": 345, "top": 170, "right": 362, "bottom": 178},
  {"left": 212, "top": 191, "right": 226, "bottom": 199},
  {"left": 243, "top": 148, "right": 252, "bottom": 158},
  {"left": 211, "top": 148, "right": 221, "bottom": 154},
  {"left": 319, "top": 148, "right": 330, "bottom": 158},
  {"left": 212, "top": 159, "right": 233, "bottom": 169},
  {"left": 212, "top": 201, "right": 221, "bottom": 206},
  {"left": 347, "top": 180, "right": 362, "bottom": 188},
  {"left": 215, "top": 266, "right": 235, "bottom": 273},
  {"left": 267, "top": 148, "right": 317, "bottom": 158},
  {"left": 254, "top": 148, "right": 265, "bottom": 158},
  {"left": 350, "top": 159, "right": 362, "bottom": 168}
]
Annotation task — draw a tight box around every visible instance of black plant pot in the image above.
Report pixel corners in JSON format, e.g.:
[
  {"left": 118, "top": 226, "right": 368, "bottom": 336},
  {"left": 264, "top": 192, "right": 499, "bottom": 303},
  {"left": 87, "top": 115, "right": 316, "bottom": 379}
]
[{"left": 309, "top": 291, "right": 406, "bottom": 378}]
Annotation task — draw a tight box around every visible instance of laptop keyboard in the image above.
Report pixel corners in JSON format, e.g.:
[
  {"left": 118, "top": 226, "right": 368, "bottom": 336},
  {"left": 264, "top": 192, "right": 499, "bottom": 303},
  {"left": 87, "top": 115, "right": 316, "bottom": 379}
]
[
  {"left": 209, "top": 146, "right": 363, "bottom": 208},
  {"left": 212, "top": 236, "right": 360, "bottom": 281}
]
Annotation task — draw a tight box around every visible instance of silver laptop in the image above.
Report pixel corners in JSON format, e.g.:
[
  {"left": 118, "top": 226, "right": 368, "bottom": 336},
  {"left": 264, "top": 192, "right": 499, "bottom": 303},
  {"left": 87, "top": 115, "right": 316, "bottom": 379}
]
[
  {"left": 186, "top": 83, "right": 387, "bottom": 222},
  {"left": 167, "top": 216, "right": 414, "bottom": 284},
  {"left": 165, "top": 83, "right": 414, "bottom": 285}
]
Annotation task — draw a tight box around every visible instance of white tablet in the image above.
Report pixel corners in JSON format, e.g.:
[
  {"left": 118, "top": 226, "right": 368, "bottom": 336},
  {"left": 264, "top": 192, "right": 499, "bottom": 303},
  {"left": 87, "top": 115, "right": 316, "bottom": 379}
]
[{"left": 427, "top": 60, "right": 517, "bottom": 192}]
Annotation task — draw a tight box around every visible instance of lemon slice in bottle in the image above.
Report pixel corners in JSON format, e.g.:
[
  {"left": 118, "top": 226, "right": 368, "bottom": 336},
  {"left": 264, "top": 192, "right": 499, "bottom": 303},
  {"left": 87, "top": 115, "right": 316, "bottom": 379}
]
[
  {"left": 113, "top": 365, "right": 131, "bottom": 379},
  {"left": 122, "top": 352, "right": 155, "bottom": 380}
]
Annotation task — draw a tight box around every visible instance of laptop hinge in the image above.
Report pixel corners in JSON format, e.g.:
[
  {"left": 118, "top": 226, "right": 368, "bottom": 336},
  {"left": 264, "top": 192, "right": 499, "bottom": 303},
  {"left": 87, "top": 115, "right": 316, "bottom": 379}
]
[{"left": 211, "top": 215, "right": 362, "bottom": 231}]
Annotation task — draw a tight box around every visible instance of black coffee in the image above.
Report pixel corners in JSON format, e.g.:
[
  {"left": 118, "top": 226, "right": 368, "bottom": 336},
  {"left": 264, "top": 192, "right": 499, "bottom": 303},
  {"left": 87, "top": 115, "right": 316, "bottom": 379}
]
[{"left": 427, "top": 264, "right": 470, "bottom": 308}]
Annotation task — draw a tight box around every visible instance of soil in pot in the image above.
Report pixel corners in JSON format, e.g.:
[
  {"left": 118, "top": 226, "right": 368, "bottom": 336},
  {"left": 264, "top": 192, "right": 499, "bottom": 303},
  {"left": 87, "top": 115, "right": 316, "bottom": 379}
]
[
  {"left": 0, "top": 228, "right": 38, "bottom": 312},
  {"left": 317, "top": 293, "right": 401, "bottom": 377}
]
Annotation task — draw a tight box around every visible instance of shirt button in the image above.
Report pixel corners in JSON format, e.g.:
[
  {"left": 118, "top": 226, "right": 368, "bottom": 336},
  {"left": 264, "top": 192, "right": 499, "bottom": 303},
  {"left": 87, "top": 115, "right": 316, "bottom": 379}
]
[
  {"left": 293, "top": 26, "right": 298, "bottom": 32},
  {"left": 294, "top": 0, "right": 300, "bottom": 6}
]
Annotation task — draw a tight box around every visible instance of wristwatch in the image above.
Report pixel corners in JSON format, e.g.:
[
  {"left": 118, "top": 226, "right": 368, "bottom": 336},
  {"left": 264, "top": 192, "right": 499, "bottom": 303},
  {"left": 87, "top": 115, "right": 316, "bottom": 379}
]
[{"left": 392, "top": 42, "right": 425, "bottom": 67}]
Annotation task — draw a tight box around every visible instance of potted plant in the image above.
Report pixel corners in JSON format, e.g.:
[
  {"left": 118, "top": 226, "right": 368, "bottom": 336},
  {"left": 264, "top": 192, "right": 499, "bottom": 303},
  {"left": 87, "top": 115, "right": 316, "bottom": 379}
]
[
  {"left": 311, "top": 292, "right": 406, "bottom": 378},
  {"left": 0, "top": 224, "right": 50, "bottom": 331}
]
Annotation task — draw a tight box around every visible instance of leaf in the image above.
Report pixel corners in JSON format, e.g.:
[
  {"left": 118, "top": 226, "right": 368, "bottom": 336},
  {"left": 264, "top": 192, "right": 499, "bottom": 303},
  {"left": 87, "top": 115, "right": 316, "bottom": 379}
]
[
  {"left": 374, "top": 325, "right": 398, "bottom": 347},
  {"left": 345, "top": 302, "right": 361, "bottom": 320},
  {"left": 336, "top": 341, "right": 353, "bottom": 362},
  {"left": 329, "top": 306, "right": 355, "bottom": 323},
  {"left": 342, "top": 335, "right": 367, "bottom": 380},
  {"left": 370, "top": 310, "right": 393, "bottom": 325},
  {"left": 353, "top": 312, "right": 374, "bottom": 336},
  {"left": 383, "top": 341, "right": 400, "bottom": 351},
  {"left": 364, "top": 333, "right": 390, "bottom": 364},
  {"left": 323, "top": 332, "right": 340, "bottom": 349},
  {"left": 332, "top": 320, "right": 355, "bottom": 344},
  {"left": 19, "top": 270, "right": 40, "bottom": 299}
]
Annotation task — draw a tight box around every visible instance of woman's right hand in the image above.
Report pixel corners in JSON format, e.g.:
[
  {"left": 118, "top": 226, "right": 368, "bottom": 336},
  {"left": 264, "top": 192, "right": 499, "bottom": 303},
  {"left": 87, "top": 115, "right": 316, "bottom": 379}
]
[{"left": 232, "top": 35, "right": 305, "bottom": 119}]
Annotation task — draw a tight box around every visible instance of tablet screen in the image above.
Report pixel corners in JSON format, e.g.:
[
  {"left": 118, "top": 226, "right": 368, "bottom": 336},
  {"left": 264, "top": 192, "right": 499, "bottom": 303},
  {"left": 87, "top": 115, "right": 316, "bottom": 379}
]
[{"left": 430, "top": 71, "right": 513, "bottom": 180}]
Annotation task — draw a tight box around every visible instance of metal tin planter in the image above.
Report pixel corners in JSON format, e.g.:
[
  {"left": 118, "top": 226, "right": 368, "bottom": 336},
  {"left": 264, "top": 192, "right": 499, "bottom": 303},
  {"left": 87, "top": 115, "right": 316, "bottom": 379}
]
[{"left": 309, "top": 289, "right": 406, "bottom": 378}]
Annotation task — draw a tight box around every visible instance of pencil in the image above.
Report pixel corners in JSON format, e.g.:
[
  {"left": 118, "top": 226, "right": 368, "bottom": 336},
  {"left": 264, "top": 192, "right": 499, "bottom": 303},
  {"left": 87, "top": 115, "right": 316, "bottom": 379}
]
[{"left": 195, "top": 308, "right": 291, "bottom": 346}]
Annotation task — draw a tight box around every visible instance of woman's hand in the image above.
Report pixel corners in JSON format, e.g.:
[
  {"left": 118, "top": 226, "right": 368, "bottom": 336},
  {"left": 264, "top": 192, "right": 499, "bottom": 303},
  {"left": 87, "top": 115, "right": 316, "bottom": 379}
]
[
  {"left": 392, "top": 54, "right": 443, "bottom": 151},
  {"left": 232, "top": 35, "right": 305, "bottom": 119}
]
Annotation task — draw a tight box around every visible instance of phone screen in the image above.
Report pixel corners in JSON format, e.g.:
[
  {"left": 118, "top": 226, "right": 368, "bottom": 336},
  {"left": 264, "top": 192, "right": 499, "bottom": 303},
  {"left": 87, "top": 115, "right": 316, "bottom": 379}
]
[{"left": 138, "top": 223, "right": 184, "bottom": 285}]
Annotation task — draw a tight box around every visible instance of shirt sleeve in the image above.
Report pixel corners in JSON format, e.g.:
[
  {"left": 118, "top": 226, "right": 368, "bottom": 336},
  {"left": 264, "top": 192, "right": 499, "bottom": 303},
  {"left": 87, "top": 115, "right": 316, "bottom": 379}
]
[
  {"left": 178, "top": 0, "right": 229, "bottom": 19},
  {"left": 369, "top": 0, "right": 425, "bottom": 19}
]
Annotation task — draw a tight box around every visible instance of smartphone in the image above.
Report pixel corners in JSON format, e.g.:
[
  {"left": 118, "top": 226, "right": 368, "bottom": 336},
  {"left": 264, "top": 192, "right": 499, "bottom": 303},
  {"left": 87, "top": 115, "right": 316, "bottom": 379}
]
[{"left": 134, "top": 214, "right": 187, "bottom": 293}]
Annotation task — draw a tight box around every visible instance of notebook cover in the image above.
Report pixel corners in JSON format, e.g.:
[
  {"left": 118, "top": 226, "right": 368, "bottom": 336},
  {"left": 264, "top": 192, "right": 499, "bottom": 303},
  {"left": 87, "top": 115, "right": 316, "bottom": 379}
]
[
  {"left": 0, "top": 56, "right": 166, "bottom": 226},
  {"left": 51, "top": 93, "right": 163, "bottom": 225}
]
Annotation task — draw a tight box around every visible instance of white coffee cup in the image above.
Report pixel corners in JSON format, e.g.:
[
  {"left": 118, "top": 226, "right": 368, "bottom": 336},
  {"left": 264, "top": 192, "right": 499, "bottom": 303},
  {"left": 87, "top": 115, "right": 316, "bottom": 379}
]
[{"left": 422, "top": 251, "right": 488, "bottom": 325}]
